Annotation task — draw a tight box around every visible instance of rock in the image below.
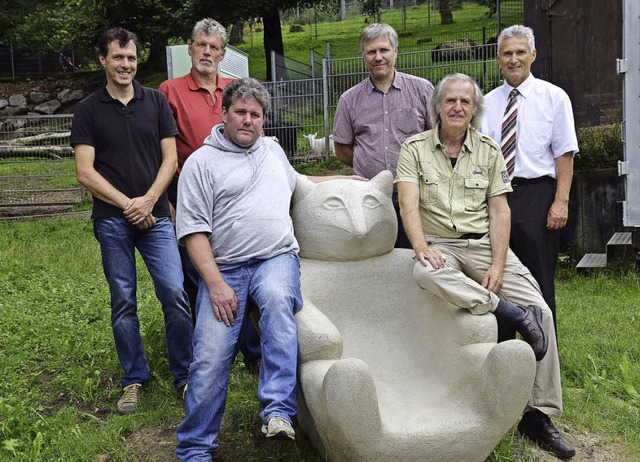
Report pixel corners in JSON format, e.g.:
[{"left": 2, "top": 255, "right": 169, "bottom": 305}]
[
  {"left": 0, "top": 99, "right": 8, "bottom": 109},
  {"left": 57, "top": 88, "right": 86, "bottom": 104},
  {"left": 0, "top": 118, "right": 27, "bottom": 131},
  {"left": 1, "top": 105, "right": 29, "bottom": 116},
  {"left": 34, "top": 99, "right": 62, "bottom": 115},
  {"left": 28, "top": 91, "right": 51, "bottom": 104},
  {"left": 430, "top": 39, "right": 477, "bottom": 63},
  {"left": 8, "top": 93, "right": 27, "bottom": 107}
]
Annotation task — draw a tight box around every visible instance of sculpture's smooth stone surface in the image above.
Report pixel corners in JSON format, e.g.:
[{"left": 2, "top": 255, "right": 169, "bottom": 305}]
[{"left": 292, "top": 171, "right": 536, "bottom": 462}]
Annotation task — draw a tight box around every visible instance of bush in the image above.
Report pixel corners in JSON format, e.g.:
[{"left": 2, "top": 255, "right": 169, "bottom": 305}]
[{"left": 575, "top": 123, "right": 623, "bottom": 170}]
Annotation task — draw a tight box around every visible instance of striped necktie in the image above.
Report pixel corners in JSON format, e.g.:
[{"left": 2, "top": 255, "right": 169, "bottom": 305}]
[{"left": 501, "top": 89, "right": 519, "bottom": 178}]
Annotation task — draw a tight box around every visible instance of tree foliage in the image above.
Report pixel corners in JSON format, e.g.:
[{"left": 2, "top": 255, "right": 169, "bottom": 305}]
[
  {"left": 2, "top": 0, "right": 338, "bottom": 73},
  {"left": 11, "top": 0, "right": 101, "bottom": 55},
  {"left": 360, "top": 0, "right": 382, "bottom": 19}
]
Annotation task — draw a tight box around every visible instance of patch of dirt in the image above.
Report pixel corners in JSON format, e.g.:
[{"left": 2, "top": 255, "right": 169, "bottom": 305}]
[
  {"left": 117, "top": 418, "right": 634, "bottom": 462},
  {"left": 0, "top": 71, "right": 104, "bottom": 99},
  {"left": 122, "top": 423, "right": 178, "bottom": 462}
]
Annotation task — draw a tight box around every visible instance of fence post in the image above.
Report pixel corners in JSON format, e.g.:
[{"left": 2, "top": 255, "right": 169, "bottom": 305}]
[
  {"left": 322, "top": 57, "right": 331, "bottom": 161},
  {"left": 270, "top": 50, "right": 277, "bottom": 82},
  {"left": 310, "top": 49, "right": 315, "bottom": 78},
  {"left": 10, "top": 40, "right": 15, "bottom": 80}
]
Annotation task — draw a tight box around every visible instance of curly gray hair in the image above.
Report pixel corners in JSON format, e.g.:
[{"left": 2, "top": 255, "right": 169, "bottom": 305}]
[{"left": 191, "top": 18, "right": 227, "bottom": 48}]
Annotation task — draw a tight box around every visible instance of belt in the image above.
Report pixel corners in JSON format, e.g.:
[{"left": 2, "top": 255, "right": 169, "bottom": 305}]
[
  {"left": 511, "top": 176, "right": 555, "bottom": 186},
  {"left": 458, "top": 233, "right": 485, "bottom": 240}
]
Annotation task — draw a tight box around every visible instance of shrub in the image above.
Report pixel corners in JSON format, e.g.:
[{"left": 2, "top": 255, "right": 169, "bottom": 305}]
[{"left": 575, "top": 123, "right": 623, "bottom": 170}]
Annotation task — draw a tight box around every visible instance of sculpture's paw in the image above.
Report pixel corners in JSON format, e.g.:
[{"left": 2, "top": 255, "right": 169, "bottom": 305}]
[
  {"left": 452, "top": 310, "right": 497, "bottom": 345},
  {"left": 321, "top": 358, "right": 382, "bottom": 456},
  {"left": 480, "top": 340, "right": 536, "bottom": 421},
  {"left": 296, "top": 301, "right": 343, "bottom": 362}
]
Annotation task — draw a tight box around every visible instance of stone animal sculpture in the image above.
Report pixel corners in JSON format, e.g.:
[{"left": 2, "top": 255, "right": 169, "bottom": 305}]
[
  {"left": 292, "top": 170, "right": 537, "bottom": 462},
  {"left": 303, "top": 132, "right": 335, "bottom": 156}
]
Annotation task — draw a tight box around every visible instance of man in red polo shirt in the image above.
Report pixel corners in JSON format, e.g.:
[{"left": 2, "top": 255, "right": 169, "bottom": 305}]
[{"left": 160, "top": 18, "right": 261, "bottom": 372}]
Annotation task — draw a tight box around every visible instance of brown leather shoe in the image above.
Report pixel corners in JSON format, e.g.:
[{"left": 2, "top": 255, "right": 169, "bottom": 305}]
[
  {"left": 516, "top": 305, "right": 548, "bottom": 361},
  {"left": 518, "top": 410, "right": 575, "bottom": 459}
]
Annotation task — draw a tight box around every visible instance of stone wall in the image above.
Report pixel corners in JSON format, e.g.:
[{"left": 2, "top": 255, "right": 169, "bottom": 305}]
[{"left": 0, "top": 88, "right": 87, "bottom": 116}]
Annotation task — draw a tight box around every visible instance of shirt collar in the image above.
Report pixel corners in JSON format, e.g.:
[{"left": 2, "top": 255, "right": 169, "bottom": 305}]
[
  {"left": 99, "top": 80, "right": 143, "bottom": 103},
  {"left": 187, "top": 68, "right": 222, "bottom": 92},
  {"left": 433, "top": 123, "right": 475, "bottom": 155},
  {"left": 366, "top": 69, "right": 401, "bottom": 94},
  {"left": 504, "top": 73, "right": 535, "bottom": 100}
]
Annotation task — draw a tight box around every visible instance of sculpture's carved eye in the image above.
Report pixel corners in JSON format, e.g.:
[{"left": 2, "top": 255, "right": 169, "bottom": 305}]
[
  {"left": 323, "top": 196, "right": 346, "bottom": 210},
  {"left": 363, "top": 195, "right": 381, "bottom": 209}
]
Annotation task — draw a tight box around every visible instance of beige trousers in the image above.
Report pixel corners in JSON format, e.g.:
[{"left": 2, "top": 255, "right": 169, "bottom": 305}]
[{"left": 413, "top": 235, "right": 563, "bottom": 418}]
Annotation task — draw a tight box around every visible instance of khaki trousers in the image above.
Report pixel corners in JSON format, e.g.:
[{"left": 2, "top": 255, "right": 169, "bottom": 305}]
[{"left": 413, "top": 235, "right": 563, "bottom": 417}]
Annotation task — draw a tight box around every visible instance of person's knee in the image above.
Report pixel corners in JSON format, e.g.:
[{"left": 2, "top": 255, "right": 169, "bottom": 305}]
[{"left": 412, "top": 261, "right": 438, "bottom": 290}]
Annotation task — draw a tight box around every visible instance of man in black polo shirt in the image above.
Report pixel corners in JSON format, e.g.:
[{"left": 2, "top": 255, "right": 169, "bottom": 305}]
[{"left": 71, "top": 27, "right": 193, "bottom": 414}]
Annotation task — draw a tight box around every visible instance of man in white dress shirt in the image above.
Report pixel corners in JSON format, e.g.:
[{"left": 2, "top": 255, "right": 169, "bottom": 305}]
[{"left": 481, "top": 24, "right": 577, "bottom": 460}]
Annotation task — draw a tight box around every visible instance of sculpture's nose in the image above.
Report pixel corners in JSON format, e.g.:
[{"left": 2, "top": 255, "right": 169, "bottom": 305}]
[{"left": 351, "top": 208, "right": 369, "bottom": 237}]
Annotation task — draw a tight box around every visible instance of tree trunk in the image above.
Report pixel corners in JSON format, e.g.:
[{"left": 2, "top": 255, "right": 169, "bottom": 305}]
[
  {"left": 146, "top": 36, "right": 168, "bottom": 72},
  {"left": 229, "top": 21, "right": 244, "bottom": 46},
  {"left": 262, "top": 8, "right": 286, "bottom": 81},
  {"left": 440, "top": 0, "right": 453, "bottom": 24}
]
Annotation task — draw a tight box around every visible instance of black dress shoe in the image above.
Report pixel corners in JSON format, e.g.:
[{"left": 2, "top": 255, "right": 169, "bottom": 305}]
[
  {"left": 516, "top": 305, "right": 548, "bottom": 361},
  {"left": 518, "top": 410, "right": 576, "bottom": 459}
]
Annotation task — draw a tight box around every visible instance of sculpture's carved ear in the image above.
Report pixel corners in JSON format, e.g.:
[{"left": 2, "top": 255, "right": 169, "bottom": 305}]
[
  {"left": 293, "top": 175, "right": 315, "bottom": 205},
  {"left": 369, "top": 170, "right": 394, "bottom": 196}
]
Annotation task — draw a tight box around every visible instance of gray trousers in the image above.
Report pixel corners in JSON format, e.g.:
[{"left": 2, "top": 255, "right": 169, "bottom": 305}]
[{"left": 413, "top": 235, "right": 563, "bottom": 418}]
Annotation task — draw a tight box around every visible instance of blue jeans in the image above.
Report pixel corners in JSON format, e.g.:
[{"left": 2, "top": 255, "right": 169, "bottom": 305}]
[
  {"left": 176, "top": 251, "right": 302, "bottom": 461},
  {"left": 179, "top": 241, "right": 262, "bottom": 368},
  {"left": 93, "top": 216, "right": 193, "bottom": 389}
]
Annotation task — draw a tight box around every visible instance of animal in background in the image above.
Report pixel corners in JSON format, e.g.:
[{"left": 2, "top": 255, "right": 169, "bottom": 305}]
[{"left": 303, "top": 133, "right": 335, "bottom": 156}]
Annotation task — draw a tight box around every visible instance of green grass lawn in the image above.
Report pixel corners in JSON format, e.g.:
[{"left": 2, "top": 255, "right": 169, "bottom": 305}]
[
  {"left": 235, "top": 2, "right": 497, "bottom": 80},
  {"left": 1, "top": 218, "right": 639, "bottom": 461},
  {"left": 0, "top": 159, "right": 77, "bottom": 190}
]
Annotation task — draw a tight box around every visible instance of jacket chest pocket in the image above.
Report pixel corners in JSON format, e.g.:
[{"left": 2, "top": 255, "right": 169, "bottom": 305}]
[
  {"left": 464, "top": 178, "right": 488, "bottom": 211},
  {"left": 419, "top": 172, "right": 439, "bottom": 205}
]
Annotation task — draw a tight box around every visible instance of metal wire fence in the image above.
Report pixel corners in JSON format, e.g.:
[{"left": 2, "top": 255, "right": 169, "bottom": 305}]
[
  {"left": 0, "top": 43, "right": 501, "bottom": 215},
  {"left": 0, "top": 115, "right": 73, "bottom": 160},
  {"left": 0, "top": 115, "right": 83, "bottom": 218}
]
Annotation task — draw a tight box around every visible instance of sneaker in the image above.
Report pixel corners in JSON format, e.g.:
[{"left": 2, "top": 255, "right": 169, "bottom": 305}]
[
  {"left": 117, "top": 383, "right": 141, "bottom": 414},
  {"left": 261, "top": 416, "right": 296, "bottom": 441}
]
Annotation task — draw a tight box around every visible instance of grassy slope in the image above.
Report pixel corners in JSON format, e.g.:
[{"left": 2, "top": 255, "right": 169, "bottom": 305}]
[
  {"left": 1, "top": 218, "right": 639, "bottom": 461},
  {"left": 234, "top": 3, "right": 496, "bottom": 80}
]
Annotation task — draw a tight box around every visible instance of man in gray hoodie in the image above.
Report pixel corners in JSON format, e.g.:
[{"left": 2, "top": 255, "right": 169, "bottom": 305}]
[{"left": 175, "top": 77, "right": 361, "bottom": 461}]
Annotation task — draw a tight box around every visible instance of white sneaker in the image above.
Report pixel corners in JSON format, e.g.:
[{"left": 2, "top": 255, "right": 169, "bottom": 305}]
[{"left": 261, "top": 416, "right": 295, "bottom": 441}]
